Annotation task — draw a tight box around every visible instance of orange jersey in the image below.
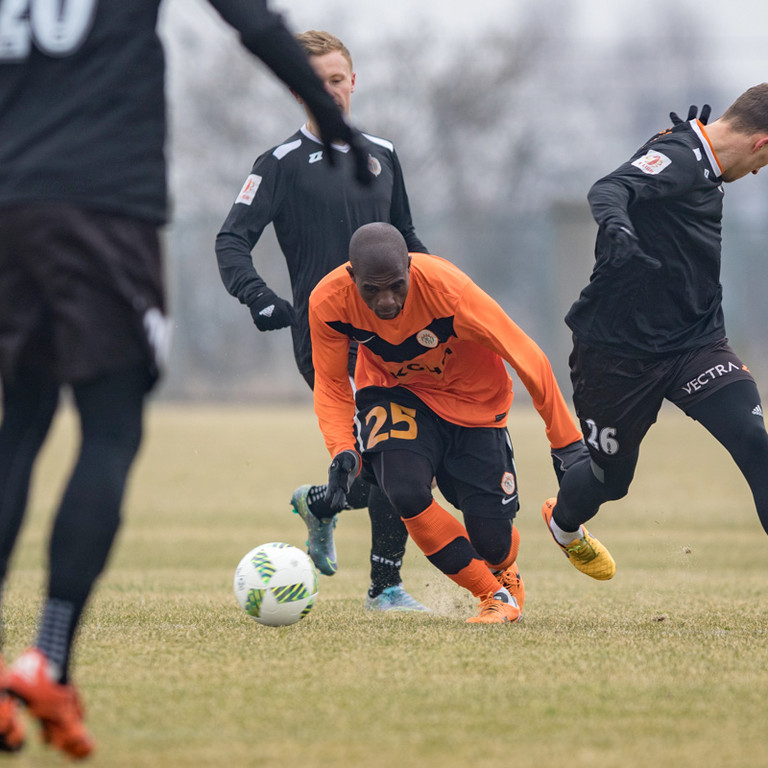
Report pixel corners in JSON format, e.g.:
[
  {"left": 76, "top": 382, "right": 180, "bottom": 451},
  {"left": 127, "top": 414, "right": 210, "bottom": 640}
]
[{"left": 309, "top": 252, "right": 581, "bottom": 457}]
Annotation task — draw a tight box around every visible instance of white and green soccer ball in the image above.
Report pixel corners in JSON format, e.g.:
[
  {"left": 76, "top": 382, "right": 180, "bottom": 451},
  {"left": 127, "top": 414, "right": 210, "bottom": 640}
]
[{"left": 233, "top": 543, "right": 318, "bottom": 626}]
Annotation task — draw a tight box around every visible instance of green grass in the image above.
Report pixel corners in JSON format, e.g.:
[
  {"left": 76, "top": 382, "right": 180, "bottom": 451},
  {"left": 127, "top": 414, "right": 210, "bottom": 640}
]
[{"left": 3, "top": 401, "right": 768, "bottom": 767}]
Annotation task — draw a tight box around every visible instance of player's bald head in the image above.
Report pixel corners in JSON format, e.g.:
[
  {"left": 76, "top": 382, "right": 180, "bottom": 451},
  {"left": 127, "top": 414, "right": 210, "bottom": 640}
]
[
  {"left": 347, "top": 223, "right": 411, "bottom": 320},
  {"left": 348, "top": 222, "right": 409, "bottom": 274}
]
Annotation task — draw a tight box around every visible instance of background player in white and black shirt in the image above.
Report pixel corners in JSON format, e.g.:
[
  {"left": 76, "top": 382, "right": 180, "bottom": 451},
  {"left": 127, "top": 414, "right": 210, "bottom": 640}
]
[
  {"left": 542, "top": 85, "right": 768, "bottom": 579},
  {"left": 0, "top": 0, "right": 368, "bottom": 757},
  {"left": 216, "top": 30, "right": 429, "bottom": 611}
]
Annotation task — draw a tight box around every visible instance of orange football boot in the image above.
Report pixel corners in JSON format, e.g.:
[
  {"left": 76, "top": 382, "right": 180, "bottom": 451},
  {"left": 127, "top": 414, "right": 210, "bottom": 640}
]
[
  {"left": 0, "top": 661, "right": 24, "bottom": 753},
  {"left": 466, "top": 590, "right": 522, "bottom": 624},
  {"left": 5, "top": 648, "right": 93, "bottom": 760},
  {"left": 494, "top": 563, "right": 525, "bottom": 612}
]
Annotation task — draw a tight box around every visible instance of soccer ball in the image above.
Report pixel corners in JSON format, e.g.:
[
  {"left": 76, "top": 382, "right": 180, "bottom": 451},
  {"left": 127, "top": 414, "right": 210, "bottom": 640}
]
[{"left": 233, "top": 542, "right": 318, "bottom": 627}]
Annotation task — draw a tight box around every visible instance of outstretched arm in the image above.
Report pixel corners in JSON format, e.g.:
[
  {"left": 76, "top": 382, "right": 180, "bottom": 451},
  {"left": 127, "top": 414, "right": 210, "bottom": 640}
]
[
  {"left": 207, "top": 0, "right": 371, "bottom": 184},
  {"left": 454, "top": 282, "right": 582, "bottom": 450}
]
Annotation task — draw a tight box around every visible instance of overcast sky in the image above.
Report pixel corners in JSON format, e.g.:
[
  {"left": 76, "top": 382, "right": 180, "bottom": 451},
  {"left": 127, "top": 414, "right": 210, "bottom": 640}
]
[{"left": 270, "top": 0, "right": 768, "bottom": 91}]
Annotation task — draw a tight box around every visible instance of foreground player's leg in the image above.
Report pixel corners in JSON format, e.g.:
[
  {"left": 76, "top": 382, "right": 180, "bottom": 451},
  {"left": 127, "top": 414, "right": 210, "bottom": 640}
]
[
  {"left": 290, "top": 484, "right": 339, "bottom": 576},
  {"left": 371, "top": 451, "right": 520, "bottom": 623},
  {"left": 542, "top": 497, "right": 616, "bottom": 580},
  {"left": 4, "top": 367, "right": 147, "bottom": 760},
  {"left": 291, "top": 478, "right": 428, "bottom": 609},
  {"left": 289, "top": 477, "right": 376, "bottom": 577},
  {"left": 468, "top": 520, "right": 525, "bottom": 612},
  {"left": 540, "top": 452, "right": 633, "bottom": 580},
  {"left": 293, "top": 369, "right": 341, "bottom": 575},
  {"left": 0, "top": 369, "right": 59, "bottom": 752},
  {"left": 462, "top": 511, "right": 525, "bottom": 621},
  {"left": 404, "top": 500, "right": 520, "bottom": 624},
  {"left": 687, "top": 380, "right": 768, "bottom": 535},
  {"left": 364, "top": 485, "right": 428, "bottom": 612}
]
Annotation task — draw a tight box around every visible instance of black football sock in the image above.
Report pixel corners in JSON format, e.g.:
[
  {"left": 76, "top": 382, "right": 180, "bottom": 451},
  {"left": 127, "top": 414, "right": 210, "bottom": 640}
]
[
  {"left": 36, "top": 597, "right": 83, "bottom": 684},
  {"left": 368, "top": 485, "right": 407, "bottom": 595},
  {"left": 44, "top": 367, "right": 146, "bottom": 683}
]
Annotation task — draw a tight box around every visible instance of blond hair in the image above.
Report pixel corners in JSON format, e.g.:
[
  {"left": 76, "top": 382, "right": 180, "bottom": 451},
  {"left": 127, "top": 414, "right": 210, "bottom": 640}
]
[{"left": 296, "top": 30, "right": 353, "bottom": 70}]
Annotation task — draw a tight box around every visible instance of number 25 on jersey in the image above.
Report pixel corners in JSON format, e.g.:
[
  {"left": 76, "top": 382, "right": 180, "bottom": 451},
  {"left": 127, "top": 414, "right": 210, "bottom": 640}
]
[{"left": 365, "top": 403, "right": 418, "bottom": 450}]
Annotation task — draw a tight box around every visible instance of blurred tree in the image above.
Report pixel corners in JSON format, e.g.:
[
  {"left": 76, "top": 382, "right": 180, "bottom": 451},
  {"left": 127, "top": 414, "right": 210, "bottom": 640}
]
[{"left": 158, "top": 0, "right": 768, "bottom": 402}]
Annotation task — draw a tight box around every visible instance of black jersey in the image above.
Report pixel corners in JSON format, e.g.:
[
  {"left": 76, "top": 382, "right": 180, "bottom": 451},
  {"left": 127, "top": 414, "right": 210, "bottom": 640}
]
[
  {"left": 216, "top": 125, "right": 427, "bottom": 375},
  {"left": 566, "top": 119, "right": 726, "bottom": 357},
  {"left": 0, "top": 0, "right": 350, "bottom": 224}
]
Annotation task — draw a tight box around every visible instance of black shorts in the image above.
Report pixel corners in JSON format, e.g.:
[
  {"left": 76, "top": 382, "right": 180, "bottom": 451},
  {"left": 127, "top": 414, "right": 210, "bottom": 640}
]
[
  {"left": 569, "top": 336, "right": 755, "bottom": 461},
  {"left": 0, "top": 204, "right": 168, "bottom": 386},
  {"left": 355, "top": 386, "right": 519, "bottom": 518}
]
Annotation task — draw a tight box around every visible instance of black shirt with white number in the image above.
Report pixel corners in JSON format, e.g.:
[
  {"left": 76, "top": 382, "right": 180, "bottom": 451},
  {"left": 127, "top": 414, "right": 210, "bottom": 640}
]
[
  {"left": 0, "top": 0, "right": 348, "bottom": 224},
  {"left": 566, "top": 119, "right": 726, "bottom": 357},
  {"left": 216, "top": 125, "right": 427, "bottom": 375}
]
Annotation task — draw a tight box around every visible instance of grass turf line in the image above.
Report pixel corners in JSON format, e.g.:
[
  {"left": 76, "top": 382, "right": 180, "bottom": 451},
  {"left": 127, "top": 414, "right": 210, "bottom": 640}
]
[{"left": 2, "top": 402, "right": 767, "bottom": 767}]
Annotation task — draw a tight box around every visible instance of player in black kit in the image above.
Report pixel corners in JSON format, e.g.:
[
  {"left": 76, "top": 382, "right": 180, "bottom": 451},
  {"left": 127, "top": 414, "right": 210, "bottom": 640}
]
[
  {"left": 541, "top": 85, "right": 768, "bottom": 581},
  {"left": 0, "top": 1, "right": 368, "bottom": 758},
  {"left": 216, "top": 30, "right": 429, "bottom": 612}
]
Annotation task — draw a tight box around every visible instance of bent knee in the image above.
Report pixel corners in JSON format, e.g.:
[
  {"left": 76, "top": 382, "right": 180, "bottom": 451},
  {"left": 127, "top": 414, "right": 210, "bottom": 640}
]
[
  {"left": 728, "top": 419, "right": 768, "bottom": 471},
  {"left": 384, "top": 483, "right": 433, "bottom": 519},
  {"left": 595, "top": 460, "right": 635, "bottom": 501}
]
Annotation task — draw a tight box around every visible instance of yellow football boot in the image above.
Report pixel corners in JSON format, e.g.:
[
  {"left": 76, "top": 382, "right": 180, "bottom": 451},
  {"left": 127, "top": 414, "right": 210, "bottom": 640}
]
[{"left": 542, "top": 498, "right": 615, "bottom": 580}]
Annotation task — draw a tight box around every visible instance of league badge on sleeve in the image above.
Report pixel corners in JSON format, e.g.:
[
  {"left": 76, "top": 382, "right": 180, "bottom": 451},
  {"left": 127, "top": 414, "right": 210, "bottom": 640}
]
[
  {"left": 235, "top": 174, "right": 262, "bottom": 205},
  {"left": 632, "top": 151, "right": 672, "bottom": 175}
]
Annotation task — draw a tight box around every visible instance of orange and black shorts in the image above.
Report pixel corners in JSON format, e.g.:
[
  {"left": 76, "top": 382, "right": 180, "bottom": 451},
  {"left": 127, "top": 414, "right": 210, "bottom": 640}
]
[{"left": 355, "top": 385, "right": 519, "bottom": 518}]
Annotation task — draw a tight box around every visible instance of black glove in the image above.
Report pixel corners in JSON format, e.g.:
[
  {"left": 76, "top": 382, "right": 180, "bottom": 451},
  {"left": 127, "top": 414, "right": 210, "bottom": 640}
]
[
  {"left": 248, "top": 289, "right": 295, "bottom": 331},
  {"left": 311, "top": 107, "right": 372, "bottom": 188},
  {"left": 551, "top": 440, "right": 590, "bottom": 485},
  {"left": 343, "top": 128, "right": 374, "bottom": 188},
  {"left": 670, "top": 104, "right": 711, "bottom": 126},
  {"left": 604, "top": 223, "right": 662, "bottom": 270},
  {"left": 324, "top": 450, "right": 361, "bottom": 511}
]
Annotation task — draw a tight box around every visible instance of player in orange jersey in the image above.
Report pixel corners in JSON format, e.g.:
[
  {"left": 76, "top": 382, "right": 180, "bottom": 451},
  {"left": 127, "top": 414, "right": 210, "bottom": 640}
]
[{"left": 308, "top": 222, "right": 586, "bottom": 623}]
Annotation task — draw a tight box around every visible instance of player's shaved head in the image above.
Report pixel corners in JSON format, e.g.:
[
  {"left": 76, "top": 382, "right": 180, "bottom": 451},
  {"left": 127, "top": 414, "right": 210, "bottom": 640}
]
[
  {"left": 347, "top": 223, "right": 411, "bottom": 320},
  {"left": 349, "top": 222, "right": 409, "bottom": 274}
]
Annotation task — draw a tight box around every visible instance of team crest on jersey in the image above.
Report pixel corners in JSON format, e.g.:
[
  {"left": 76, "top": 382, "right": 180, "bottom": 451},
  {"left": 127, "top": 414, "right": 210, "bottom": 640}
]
[
  {"left": 416, "top": 329, "right": 438, "bottom": 348},
  {"left": 368, "top": 155, "right": 382, "bottom": 177},
  {"left": 631, "top": 150, "right": 672, "bottom": 175},
  {"left": 235, "top": 174, "right": 262, "bottom": 205},
  {"left": 500, "top": 472, "right": 516, "bottom": 495}
]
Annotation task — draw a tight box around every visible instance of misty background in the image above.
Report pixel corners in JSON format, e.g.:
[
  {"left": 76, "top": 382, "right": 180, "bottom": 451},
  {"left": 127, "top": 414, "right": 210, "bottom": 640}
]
[{"left": 157, "top": 0, "right": 768, "bottom": 403}]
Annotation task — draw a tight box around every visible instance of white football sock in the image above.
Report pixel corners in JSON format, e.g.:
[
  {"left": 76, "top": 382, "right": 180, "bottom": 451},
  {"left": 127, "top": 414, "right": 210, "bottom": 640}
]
[
  {"left": 548, "top": 517, "right": 583, "bottom": 547},
  {"left": 492, "top": 586, "right": 519, "bottom": 608}
]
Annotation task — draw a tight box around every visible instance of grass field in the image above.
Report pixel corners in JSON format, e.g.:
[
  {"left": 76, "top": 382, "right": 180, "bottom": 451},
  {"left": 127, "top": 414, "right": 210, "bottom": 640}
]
[{"left": 3, "top": 400, "right": 768, "bottom": 767}]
